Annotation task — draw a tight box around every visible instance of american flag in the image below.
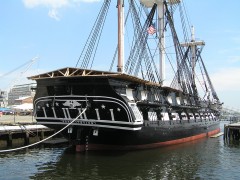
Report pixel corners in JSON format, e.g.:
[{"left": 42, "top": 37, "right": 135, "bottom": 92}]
[{"left": 147, "top": 23, "right": 156, "bottom": 35}]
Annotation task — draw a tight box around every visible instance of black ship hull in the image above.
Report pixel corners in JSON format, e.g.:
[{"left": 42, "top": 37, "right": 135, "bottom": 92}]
[
  {"left": 45, "top": 120, "right": 219, "bottom": 151},
  {"left": 32, "top": 72, "right": 220, "bottom": 152}
]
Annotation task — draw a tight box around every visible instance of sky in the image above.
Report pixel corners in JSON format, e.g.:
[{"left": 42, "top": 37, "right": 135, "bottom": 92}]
[{"left": 0, "top": 0, "right": 240, "bottom": 111}]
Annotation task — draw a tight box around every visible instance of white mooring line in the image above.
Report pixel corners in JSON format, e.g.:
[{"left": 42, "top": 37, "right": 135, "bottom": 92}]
[{"left": 0, "top": 108, "right": 87, "bottom": 153}]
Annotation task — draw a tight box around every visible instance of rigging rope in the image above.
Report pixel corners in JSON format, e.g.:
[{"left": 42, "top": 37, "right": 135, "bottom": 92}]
[
  {"left": 182, "top": 0, "right": 192, "bottom": 37},
  {"left": 89, "top": 1, "right": 110, "bottom": 69},
  {"left": 197, "top": 54, "right": 208, "bottom": 93},
  {"left": 75, "top": 0, "right": 111, "bottom": 68},
  {"left": 0, "top": 108, "right": 87, "bottom": 153},
  {"left": 125, "top": 2, "right": 158, "bottom": 83},
  {"left": 199, "top": 55, "right": 219, "bottom": 101},
  {"left": 164, "top": 1, "right": 198, "bottom": 98},
  {"left": 179, "top": 3, "right": 189, "bottom": 43}
]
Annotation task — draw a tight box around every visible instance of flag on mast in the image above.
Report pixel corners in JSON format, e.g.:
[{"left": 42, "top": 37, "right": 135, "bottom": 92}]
[{"left": 147, "top": 23, "right": 156, "bottom": 35}]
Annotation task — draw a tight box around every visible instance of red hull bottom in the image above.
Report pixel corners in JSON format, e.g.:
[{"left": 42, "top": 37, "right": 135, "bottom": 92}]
[{"left": 76, "top": 128, "right": 220, "bottom": 152}]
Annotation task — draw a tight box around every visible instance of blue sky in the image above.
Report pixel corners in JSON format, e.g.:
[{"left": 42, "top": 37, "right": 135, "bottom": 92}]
[{"left": 0, "top": 0, "right": 240, "bottom": 110}]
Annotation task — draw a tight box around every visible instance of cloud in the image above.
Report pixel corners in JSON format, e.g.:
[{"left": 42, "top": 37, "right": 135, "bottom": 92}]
[
  {"left": 23, "top": 0, "right": 69, "bottom": 9},
  {"left": 22, "top": 0, "right": 100, "bottom": 20},
  {"left": 228, "top": 56, "right": 240, "bottom": 63},
  {"left": 210, "top": 67, "right": 240, "bottom": 92},
  {"left": 48, "top": 9, "right": 60, "bottom": 21}
]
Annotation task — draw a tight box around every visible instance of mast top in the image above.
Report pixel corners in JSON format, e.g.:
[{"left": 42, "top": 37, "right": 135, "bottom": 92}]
[
  {"left": 140, "top": 0, "right": 180, "bottom": 7},
  {"left": 181, "top": 26, "right": 205, "bottom": 47}
]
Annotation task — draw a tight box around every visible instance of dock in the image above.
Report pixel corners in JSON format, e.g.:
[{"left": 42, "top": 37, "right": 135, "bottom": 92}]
[
  {"left": 0, "top": 115, "right": 67, "bottom": 149},
  {"left": 0, "top": 124, "right": 57, "bottom": 148},
  {"left": 224, "top": 122, "right": 240, "bottom": 142}
]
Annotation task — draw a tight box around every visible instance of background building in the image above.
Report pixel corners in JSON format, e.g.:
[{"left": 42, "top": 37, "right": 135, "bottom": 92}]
[
  {"left": 0, "top": 90, "right": 7, "bottom": 107},
  {"left": 14, "top": 96, "right": 34, "bottom": 105},
  {"left": 8, "top": 83, "right": 36, "bottom": 106}
]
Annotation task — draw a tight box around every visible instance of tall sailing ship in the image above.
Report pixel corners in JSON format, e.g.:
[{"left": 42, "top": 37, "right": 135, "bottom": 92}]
[{"left": 29, "top": 0, "right": 222, "bottom": 152}]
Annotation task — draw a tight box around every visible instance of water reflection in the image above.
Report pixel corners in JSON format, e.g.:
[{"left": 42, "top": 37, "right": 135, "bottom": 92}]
[
  {"left": 30, "top": 139, "right": 210, "bottom": 180},
  {"left": 1, "top": 122, "right": 240, "bottom": 179}
]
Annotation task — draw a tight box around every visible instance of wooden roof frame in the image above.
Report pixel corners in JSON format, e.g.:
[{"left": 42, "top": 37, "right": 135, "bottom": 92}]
[{"left": 28, "top": 67, "right": 161, "bottom": 87}]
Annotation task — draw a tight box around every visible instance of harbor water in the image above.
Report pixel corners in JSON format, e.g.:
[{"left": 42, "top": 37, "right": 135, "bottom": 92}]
[{"left": 0, "top": 121, "right": 240, "bottom": 180}]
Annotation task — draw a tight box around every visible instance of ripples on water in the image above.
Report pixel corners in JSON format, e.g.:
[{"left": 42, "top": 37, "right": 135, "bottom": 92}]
[{"left": 0, "top": 122, "right": 240, "bottom": 180}]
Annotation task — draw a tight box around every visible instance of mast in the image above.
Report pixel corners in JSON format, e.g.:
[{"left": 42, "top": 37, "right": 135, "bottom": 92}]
[
  {"left": 158, "top": 1, "right": 165, "bottom": 85},
  {"left": 181, "top": 26, "right": 205, "bottom": 82},
  {"left": 191, "top": 26, "right": 196, "bottom": 80},
  {"left": 140, "top": 0, "right": 180, "bottom": 85},
  {"left": 140, "top": 0, "right": 165, "bottom": 83},
  {"left": 117, "top": 0, "right": 124, "bottom": 73}
]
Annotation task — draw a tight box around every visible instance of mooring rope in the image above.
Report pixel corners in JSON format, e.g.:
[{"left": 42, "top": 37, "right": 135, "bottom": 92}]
[{"left": 0, "top": 108, "right": 87, "bottom": 153}]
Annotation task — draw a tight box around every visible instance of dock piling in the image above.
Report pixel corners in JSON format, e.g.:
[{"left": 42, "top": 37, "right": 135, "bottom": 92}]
[
  {"left": 224, "top": 122, "right": 240, "bottom": 143},
  {"left": 25, "top": 132, "right": 30, "bottom": 145},
  {"left": 7, "top": 133, "right": 13, "bottom": 147}
]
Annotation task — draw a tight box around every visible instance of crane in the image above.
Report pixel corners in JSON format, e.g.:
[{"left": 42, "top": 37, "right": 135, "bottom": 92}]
[{"left": 0, "top": 57, "right": 38, "bottom": 78}]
